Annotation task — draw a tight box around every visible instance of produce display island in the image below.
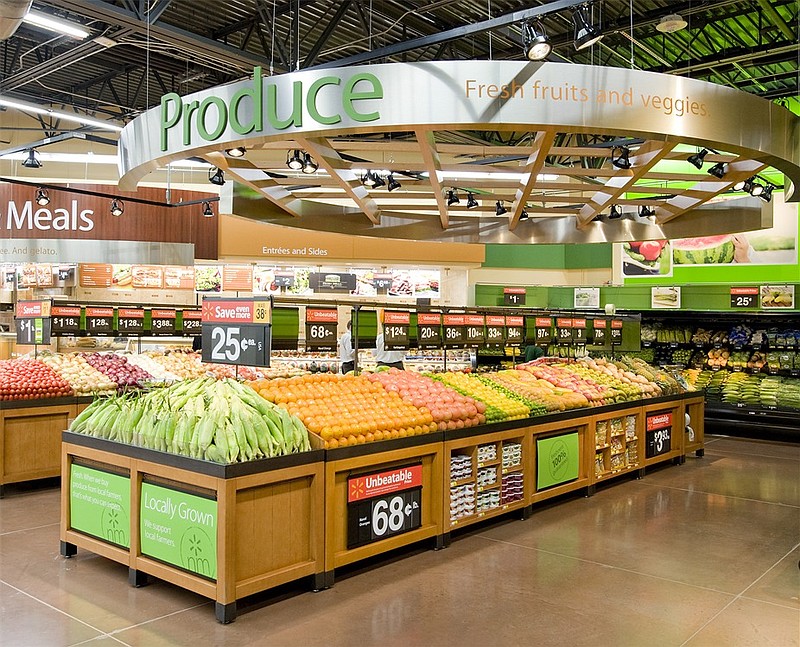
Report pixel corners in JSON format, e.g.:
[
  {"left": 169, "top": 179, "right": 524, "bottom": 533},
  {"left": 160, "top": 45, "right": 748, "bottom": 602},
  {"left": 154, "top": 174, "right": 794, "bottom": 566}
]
[{"left": 59, "top": 391, "right": 703, "bottom": 623}]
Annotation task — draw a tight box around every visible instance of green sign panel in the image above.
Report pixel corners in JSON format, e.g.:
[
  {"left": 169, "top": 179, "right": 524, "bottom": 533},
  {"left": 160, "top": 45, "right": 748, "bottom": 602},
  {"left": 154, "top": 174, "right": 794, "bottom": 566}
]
[
  {"left": 70, "top": 463, "right": 130, "bottom": 548},
  {"left": 536, "top": 432, "right": 580, "bottom": 490},
  {"left": 140, "top": 482, "right": 217, "bottom": 580}
]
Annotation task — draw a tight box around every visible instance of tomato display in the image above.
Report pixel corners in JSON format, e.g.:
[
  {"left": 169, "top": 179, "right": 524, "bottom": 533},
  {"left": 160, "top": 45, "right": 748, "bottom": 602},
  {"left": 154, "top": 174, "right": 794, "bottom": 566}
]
[{"left": 0, "top": 359, "right": 72, "bottom": 400}]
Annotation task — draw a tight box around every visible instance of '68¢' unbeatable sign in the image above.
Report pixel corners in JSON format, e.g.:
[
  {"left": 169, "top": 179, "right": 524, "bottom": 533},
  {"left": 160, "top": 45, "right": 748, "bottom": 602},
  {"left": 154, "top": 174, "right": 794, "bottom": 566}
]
[{"left": 347, "top": 464, "right": 422, "bottom": 549}]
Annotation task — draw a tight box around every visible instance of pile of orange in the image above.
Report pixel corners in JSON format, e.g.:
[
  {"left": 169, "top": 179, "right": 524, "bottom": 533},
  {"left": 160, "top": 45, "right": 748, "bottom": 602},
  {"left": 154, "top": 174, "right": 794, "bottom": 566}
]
[{"left": 248, "top": 374, "right": 436, "bottom": 449}]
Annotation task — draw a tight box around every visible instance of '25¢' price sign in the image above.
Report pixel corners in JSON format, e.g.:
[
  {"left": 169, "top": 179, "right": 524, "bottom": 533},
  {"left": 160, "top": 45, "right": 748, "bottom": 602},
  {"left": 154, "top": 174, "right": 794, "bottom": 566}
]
[{"left": 201, "top": 298, "right": 271, "bottom": 367}]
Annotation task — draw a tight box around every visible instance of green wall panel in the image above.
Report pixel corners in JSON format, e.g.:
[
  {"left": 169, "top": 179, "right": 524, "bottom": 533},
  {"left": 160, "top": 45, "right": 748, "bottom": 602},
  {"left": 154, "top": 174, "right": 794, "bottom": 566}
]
[{"left": 483, "top": 243, "right": 613, "bottom": 270}]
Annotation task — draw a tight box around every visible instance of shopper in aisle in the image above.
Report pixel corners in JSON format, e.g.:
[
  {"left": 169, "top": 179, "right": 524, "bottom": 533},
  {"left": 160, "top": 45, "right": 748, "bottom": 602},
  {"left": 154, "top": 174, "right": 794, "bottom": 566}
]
[
  {"left": 373, "top": 332, "right": 405, "bottom": 370},
  {"left": 338, "top": 320, "right": 354, "bottom": 374},
  {"left": 524, "top": 344, "right": 544, "bottom": 362}
]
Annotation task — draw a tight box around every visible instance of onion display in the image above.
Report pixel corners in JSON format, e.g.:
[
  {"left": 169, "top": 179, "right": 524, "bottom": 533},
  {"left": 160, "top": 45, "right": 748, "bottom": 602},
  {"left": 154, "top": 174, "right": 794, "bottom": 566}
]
[
  {"left": 82, "top": 352, "right": 152, "bottom": 388},
  {"left": 39, "top": 352, "right": 116, "bottom": 395}
]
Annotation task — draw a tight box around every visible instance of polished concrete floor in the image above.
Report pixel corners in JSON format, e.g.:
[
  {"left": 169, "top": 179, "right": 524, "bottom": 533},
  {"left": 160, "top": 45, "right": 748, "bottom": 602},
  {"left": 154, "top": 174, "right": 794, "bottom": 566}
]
[{"left": 1, "top": 435, "right": 798, "bottom": 647}]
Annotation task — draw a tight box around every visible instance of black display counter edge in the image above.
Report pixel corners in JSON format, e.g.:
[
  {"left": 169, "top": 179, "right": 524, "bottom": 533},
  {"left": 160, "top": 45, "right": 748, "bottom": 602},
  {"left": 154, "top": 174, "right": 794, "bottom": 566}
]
[
  {"left": 62, "top": 431, "right": 324, "bottom": 478},
  {"left": 705, "top": 401, "right": 800, "bottom": 441}
]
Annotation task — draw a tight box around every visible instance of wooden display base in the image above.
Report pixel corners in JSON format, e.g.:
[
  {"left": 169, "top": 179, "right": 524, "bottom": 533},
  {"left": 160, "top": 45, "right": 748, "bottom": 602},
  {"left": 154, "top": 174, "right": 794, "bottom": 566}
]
[
  {"left": 683, "top": 395, "right": 706, "bottom": 457},
  {"left": 60, "top": 434, "right": 325, "bottom": 623}
]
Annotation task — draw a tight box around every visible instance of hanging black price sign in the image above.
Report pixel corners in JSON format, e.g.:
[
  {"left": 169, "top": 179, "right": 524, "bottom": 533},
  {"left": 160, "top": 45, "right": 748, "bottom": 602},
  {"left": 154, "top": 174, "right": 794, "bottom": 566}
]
[
  {"left": 15, "top": 300, "right": 51, "bottom": 345},
  {"left": 730, "top": 287, "right": 758, "bottom": 308},
  {"left": 181, "top": 310, "right": 202, "bottom": 335},
  {"left": 347, "top": 464, "right": 422, "bottom": 549},
  {"left": 305, "top": 308, "right": 338, "bottom": 351},
  {"left": 373, "top": 273, "right": 393, "bottom": 294},
  {"left": 464, "top": 314, "right": 485, "bottom": 346},
  {"left": 150, "top": 309, "right": 177, "bottom": 336},
  {"left": 503, "top": 287, "right": 526, "bottom": 306},
  {"left": 572, "top": 318, "right": 587, "bottom": 344},
  {"left": 556, "top": 318, "right": 573, "bottom": 343},
  {"left": 201, "top": 298, "right": 271, "bottom": 367},
  {"left": 610, "top": 319, "right": 624, "bottom": 345},
  {"left": 592, "top": 319, "right": 607, "bottom": 344},
  {"left": 505, "top": 316, "right": 525, "bottom": 346},
  {"left": 273, "top": 271, "right": 295, "bottom": 288},
  {"left": 443, "top": 314, "right": 466, "bottom": 348},
  {"left": 383, "top": 311, "right": 410, "bottom": 350},
  {"left": 117, "top": 308, "right": 145, "bottom": 336},
  {"left": 50, "top": 305, "right": 82, "bottom": 336},
  {"left": 85, "top": 306, "right": 115, "bottom": 336},
  {"left": 417, "top": 313, "right": 442, "bottom": 349},
  {"left": 535, "top": 317, "right": 552, "bottom": 343},
  {"left": 485, "top": 316, "right": 505, "bottom": 347},
  {"left": 645, "top": 412, "right": 672, "bottom": 458}
]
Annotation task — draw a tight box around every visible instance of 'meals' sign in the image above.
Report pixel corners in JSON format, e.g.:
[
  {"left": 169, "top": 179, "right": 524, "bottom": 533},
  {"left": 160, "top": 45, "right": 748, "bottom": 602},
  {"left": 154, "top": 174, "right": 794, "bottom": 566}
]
[
  {"left": 160, "top": 67, "right": 383, "bottom": 151},
  {"left": 1, "top": 199, "right": 94, "bottom": 233}
]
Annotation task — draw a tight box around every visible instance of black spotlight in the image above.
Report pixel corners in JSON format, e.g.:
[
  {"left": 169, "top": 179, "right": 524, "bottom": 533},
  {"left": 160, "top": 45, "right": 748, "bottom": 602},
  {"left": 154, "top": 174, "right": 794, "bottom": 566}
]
[
  {"left": 446, "top": 189, "right": 460, "bottom": 206},
  {"left": 638, "top": 205, "right": 655, "bottom": 218},
  {"left": 733, "top": 177, "right": 755, "bottom": 193},
  {"left": 522, "top": 20, "right": 551, "bottom": 61},
  {"left": 759, "top": 184, "right": 774, "bottom": 203},
  {"left": 687, "top": 149, "right": 708, "bottom": 169},
  {"left": 610, "top": 146, "right": 632, "bottom": 170},
  {"left": 387, "top": 174, "right": 402, "bottom": 192},
  {"left": 573, "top": 4, "right": 603, "bottom": 50},
  {"left": 110, "top": 199, "right": 124, "bottom": 216},
  {"left": 225, "top": 146, "right": 246, "bottom": 158},
  {"left": 22, "top": 148, "right": 42, "bottom": 169},
  {"left": 519, "top": 208, "right": 530, "bottom": 221},
  {"left": 35, "top": 187, "right": 50, "bottom": 206},
  {"left": 302, "top": 152, "right": 318, "bottom": 174},
  {"left": 466, "top": 193, "right": 479, "bottom": 209},
  {"left": 202, "top": 201, "right": 214, "bottom": 217},
  {"left": 286, "top": 149, "right": 304, "bottom": 170},
  {"left": 371, "top": 174, "right": 386, "bottom": 189},
  {"left": 750, "top": 182, "right": 765, "bottom": 197},
  {"left": 362, "top": 171, "right": 378, "bottom": 187},
  {"left": 608, "top": 205, "right": 622, "bottom": 219},
  {"left": 707, "top": 163, "right": 726, "bottom": 179},
  {"left": 495, "top": 201, "right": 507, "bottom": 216},
  {"left": 208, "top": 167, "right": 225, "bottom": 186}
]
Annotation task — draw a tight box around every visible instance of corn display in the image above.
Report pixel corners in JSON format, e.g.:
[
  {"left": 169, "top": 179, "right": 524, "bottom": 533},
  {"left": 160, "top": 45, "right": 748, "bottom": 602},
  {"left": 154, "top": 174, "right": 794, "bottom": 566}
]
[{"left": 68, "top": 377, "right": 310, "bottom": 463}]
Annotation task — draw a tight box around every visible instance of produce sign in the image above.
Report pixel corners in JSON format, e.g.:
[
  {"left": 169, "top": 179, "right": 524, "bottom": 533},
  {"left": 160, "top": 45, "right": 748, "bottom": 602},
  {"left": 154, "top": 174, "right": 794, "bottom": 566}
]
[
  {"left": 503, "top": 287, "right": 526, "bottom": 306},
  {"left": 465, "top": 315, "right": 486, "bottom": 346},
  {"left": 383, "top": 310, "right": 410, "bottom": 350},
  {"left": 150, "top": 309, "right": 177, "bottom": 336},
  {"left": 730, "top": 287, "right": 758, "bottom": 309},
  {"left": 536, "top": 432, "right": 580, "bottom": 490},
  {"left": 443, "top": 314, "right": 466, "bottom": 348},
  {"left": 51, "top": 305, "right": 82, "bottom": 336},
  {"left": 556, "top": 318, "right": 573, "bottom": 343},
  {"left": 70, "top": 463, "right": 130, "bottom": 548},
  {"left": 181, "top": 309, "right": 202, "bottom": 335},
  {"left": 534, "top": 317, "right": 553, "bottom": 344},
  {"left": 572, "top": 318, "right": 587, "bottom": 344},
  {"left": 417, "top": 312, "right": 442, "bottom": 349},
  {"left": 760, "top": 285, "right": 794, "bottom": 309},
  {"left": 373, "top": 272, "right": 393, "bottom": 294},
  {"left": 310, "top": 272, "right": 356, "bottom": 294},
  {"left": 201, "top": 298, "right": 271, "bottom": 367},
  {"left": 273, "top": 271, "right": 295, "bottom": 288},
  {"left": 505, "top": 316, "right": 524, "bottom": 346},
  {"left": 15, "top": 300, "right": 51, "bottom": 345},
  {"left": 140, "top": 481, "right": 218, "bottom": 580},
  {"left": 117, "top": 308, "right": 146, "bottom": 336},
  {"left": 611, "top": 319, "right": 624, "bottom": 345},
  {"left": 592, "top": 318, "right": 607, "bottom": 344},
  {"left": 85, "top": 307, "right": 115, "bottom": 336},
  {"left": 304, "top": 308, "right": 338, "bottom": 351},
  {"left": 347, "top": 464, "right": 422, "bottom": 549},
  {"left": 645, "top": 412, "right": 672, "bottom": 458},
  {"left": 485, "top": 316, "right": 505, "bottom": 347}
]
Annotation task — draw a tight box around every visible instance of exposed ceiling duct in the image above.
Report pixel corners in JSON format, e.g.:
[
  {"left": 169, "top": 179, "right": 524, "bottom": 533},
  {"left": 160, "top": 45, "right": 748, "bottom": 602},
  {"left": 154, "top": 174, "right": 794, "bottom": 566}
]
[{"left": 0, "top": 0, "right": 32, "bottom": 41}]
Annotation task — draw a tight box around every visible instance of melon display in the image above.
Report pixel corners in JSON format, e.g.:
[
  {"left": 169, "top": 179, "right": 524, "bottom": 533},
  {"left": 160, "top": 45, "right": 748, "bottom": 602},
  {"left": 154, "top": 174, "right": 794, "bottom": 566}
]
[{"left": 672, "top": 235, "right": 735, "bottom": 264}]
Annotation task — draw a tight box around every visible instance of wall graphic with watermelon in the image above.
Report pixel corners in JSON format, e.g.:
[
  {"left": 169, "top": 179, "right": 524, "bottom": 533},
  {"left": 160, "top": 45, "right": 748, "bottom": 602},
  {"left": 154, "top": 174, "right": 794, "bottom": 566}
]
[{"left": 617, "top": 194, "right": 799, "bottom": 285}]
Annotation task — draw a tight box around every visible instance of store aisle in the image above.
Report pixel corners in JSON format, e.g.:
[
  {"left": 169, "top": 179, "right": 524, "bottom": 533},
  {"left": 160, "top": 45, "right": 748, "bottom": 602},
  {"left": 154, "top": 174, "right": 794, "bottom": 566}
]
[{"left": 1, "top": 436, "right": 797, "bottom": 647}]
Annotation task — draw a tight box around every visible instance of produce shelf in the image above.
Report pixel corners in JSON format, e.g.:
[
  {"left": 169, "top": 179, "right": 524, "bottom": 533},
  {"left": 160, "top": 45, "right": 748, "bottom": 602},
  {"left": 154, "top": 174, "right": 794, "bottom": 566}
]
[{"left": 705, "top": 402, "right": 800, "bottom": 441}]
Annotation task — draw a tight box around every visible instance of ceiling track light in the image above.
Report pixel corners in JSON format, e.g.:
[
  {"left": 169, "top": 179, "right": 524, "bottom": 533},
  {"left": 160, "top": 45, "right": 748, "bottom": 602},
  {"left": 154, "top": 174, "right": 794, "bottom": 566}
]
[
  {"left": 371, "top": 174, "right": 386, "bottom": 189},
  {"left": 521, "top": 20, "right": 551, "bottom": 61},
  {"left": 707, "top": 162, "right": 726, "bottom": 179},
  {"left": 362, "top": 171, "right": 377, "bottom": 187},
  {"left": 519, "top": 208, "right": 530, "bottom": 221},
  {"left": 110, "top": 198, "right": 124, "bottom": 216},
  {"left": 750, "top": 182, "right": 765, "bottom": 197},
  {"left": 286, "top": 149, "right": 304, "bottom": 170},
  {"left": 733, "top": 177, "right": 755, "bottom": 193},
  {"left": 202, "top": 201, "right": 214, "bottom": 217},
  {"left": 608, "top": 205, "right": 622, "bottom": 219},
  {"left": 610, "top": 146, "right": 632, "bottom": 170},
  {"left": 687, "top": 149, "right": 709, "bottom": 169},
  {"left": 466, "top": 192, "right": 478, "bottom": 209},
  {"left": 387, "top": 174, "right": 402, "bottom": 192},
  {"left": 208, "top": 167, "right": 225, "bottom": 186},
  {"left": 35, "top": 187, "right": 50, "bottom": 206},
  {"left": 638, "top": 205, "right": 655, "bottom": 218},
  {"left": 22, "top": 148, "right": 42, "bottom": 169},
  {"left": 573, "top": 4, "right": 604, "bottom": 50},
  {"left": 225, "top": 146, "right": 246, "bottom": 158},
  {"left": 446, "top": 189, "right": 460, "bottom": 207},
  {"left": 302, "top": 152, "right": 318, "bottom": 174},
  {"left": 758, "top": 184, "right": 774, "bottom": 203},
  {"left": 495, "top": 200, "right": 507, "bottom": 216}
]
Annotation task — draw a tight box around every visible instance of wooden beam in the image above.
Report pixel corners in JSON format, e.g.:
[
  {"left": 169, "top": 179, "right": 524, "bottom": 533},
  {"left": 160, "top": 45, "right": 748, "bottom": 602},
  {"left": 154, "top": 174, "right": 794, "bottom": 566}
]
[
  {"left": 416, "top": 130, "right": 449, "bottom": 229},
  {"left": 508, "top": 130, "right": 557, "bottom": 231}
]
